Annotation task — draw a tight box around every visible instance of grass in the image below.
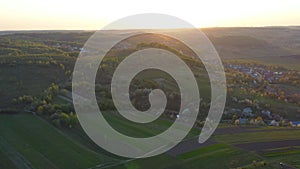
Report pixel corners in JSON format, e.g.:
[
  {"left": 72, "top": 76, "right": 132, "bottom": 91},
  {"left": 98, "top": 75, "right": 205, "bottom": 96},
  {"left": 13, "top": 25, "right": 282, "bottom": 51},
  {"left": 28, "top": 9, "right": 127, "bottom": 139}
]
[
  {"left": 214, "top": 130, "right": 300, "bottom": 144},
  {"left": 0, "top": 150, "right": 17, "bottom": 169},
  {"left": 226, "top": 57, "right": 300, "bottom": 71},
  {"left": 0, "top": 135, "right": 35, "bottom": 169},
  {"left": 109, "top": 132, "right": 300, "bottom": 169},
  {"left": 249, "top": 126, "right": 296, "bottom": 131},
  {"left": 1, "top": 107, "right": 300, "bottom": 169},
  {"left": 0, "top": 113, "right": 117, "bottom": 169},
  {"left": 178, "top": 144, "right": 263, "bottom": 169},
  {"left": 261, "top": 148, "right": 300, "bottom": 168},
  {"left": 52, "top": 95, "right": 70, "bottom": 105},
  {"left": 59, "top": 122, "right": 125, "bottom": 160},
  {"left": 178, "top": 143, "right": 228, "bottom": 159},
  {"left": 263, "top": 149, "right": 300, "bottom": 157},
  {"left": 268, "top": 154, "right": 300, "bottom": 168},
  {"left": 112, "top": 154, "right": 188, "bottom": 169},
  {"left": 112, "top": 144, "right": 268, "bottom": 169},
  {"left": 211, "top": 127, "right": 300, "bottom": 168},
  {"left": 103, "top": 112, "right": 172, "bottom": 138},
  {"left": 101, "top": 111, "right": 200, "bottom": 139},
  {"left": 254, "top": 56, "right": 300, "bottom": 71}
]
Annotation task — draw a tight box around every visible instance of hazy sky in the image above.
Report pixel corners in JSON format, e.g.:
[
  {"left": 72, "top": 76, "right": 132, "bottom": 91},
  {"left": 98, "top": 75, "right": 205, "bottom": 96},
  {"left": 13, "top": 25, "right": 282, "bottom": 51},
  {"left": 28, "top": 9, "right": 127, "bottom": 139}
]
[{"left": 1, "top": 0, "right": 300, "bottom": 30}]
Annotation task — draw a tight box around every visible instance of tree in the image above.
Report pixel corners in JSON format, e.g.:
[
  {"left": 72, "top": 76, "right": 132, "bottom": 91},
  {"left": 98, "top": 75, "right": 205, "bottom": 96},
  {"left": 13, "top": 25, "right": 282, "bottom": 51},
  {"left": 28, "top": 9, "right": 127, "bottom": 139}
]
[
  {"left": 256, "top": 116, "right": 263, "bottom": 122},
  {"left": 68, "top": 112, "right": 78, "bottom": 128},
  {"left": 37, "top": 105, "right": 44, "bottom": 114},
  {"left": 232, "top": 114, "right": 238, "bottom": 124},
  {"left": 54, "top": 112, "right": 78, "bottom": 128},
  {"left": 60, "top": 112, "right": 70, "bottom": 127}
]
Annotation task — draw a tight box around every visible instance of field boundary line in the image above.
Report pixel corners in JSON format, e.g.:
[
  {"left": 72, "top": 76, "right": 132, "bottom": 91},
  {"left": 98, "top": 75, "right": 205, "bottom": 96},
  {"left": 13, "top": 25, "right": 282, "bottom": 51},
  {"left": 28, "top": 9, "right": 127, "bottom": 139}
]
[{"left": 0, "top": 136, "right": 34, "bottom": 169}]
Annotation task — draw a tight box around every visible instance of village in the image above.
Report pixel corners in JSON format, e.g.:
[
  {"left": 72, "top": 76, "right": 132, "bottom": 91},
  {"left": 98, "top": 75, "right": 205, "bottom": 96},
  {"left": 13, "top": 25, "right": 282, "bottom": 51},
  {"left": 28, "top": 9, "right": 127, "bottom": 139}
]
[
  {"left": 226, "top": 63, "right": 286, "bottom": 83},
  {"left": 223, "top": 106, "right": 300, "bottom": 128},
  {"left": 222, "top": 63, "right": 300, "bottom": 128}
]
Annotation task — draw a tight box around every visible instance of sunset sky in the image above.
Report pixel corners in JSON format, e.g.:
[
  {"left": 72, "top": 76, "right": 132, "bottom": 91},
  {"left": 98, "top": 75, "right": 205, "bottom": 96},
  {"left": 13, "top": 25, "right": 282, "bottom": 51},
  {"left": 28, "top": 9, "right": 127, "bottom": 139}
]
[{"left": 1, "top": 0, "right": 300, "bottom": 30}]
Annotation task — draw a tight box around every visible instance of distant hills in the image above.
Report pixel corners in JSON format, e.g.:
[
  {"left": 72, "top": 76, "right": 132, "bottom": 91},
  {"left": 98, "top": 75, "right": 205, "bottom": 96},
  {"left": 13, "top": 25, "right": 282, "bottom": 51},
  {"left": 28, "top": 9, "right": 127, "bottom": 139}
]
[
  {"left": 1, "top": 26, "right": 299, "bottom": 66},
  {"left": 203, "top": 27, "right": 300, "bottom": 59}
]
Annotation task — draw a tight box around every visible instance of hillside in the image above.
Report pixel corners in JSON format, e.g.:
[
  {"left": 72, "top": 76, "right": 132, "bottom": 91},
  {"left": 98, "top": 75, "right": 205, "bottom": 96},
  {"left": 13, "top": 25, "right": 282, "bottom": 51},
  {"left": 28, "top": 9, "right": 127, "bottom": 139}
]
[{"left": 0, "top": 27, "right": 300, "bottom": 169}]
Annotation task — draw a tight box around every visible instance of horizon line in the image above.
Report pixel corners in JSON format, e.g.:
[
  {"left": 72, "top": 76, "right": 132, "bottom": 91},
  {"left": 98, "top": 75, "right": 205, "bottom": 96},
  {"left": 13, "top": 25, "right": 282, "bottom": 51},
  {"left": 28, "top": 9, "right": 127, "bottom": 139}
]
[{"left": 1, "top": 25, "right": 300, "bottom": 32}]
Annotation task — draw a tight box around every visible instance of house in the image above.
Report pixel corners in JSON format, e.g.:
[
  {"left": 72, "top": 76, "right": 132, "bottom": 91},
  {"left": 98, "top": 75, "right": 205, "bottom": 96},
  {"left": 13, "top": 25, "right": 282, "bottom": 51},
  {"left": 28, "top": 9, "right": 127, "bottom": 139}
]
[
  {"left": 242, "top": 107, "right": 254, "bottom": 117},
  {"left": 243, "top": 107, "right": 252, "bottom": 113},
  {"left": 255, "top": 119, "right": 266, "bottom": 126},
  {"left": 239, "top": 118, "right": 248, "bottom": 125},
  {"left": 251, "top": 116, "right": 266, "bottom": 126},
  {"left": 231, "top": 108, "right": 242, "bottom": 114},
  {"left": 234, "top": 119, "right": 240, "bottom": 125},
  {"left": 249, "top": 119, "right": 256, "bottom": 125},
  {"left": 262, "top": 110, "right": 272, "bottom": 119},
  {"left": 235, "top": 118, "right": 248, "bottom": 125},
  {"left": 281, "top": 119, "right": 290, "bottom": 127},
  {"left": 289, "top": 121, "right": 300, "bottom": 127},
  {"left": 269, "top": 120, "right": 279, "bottom": 126}
]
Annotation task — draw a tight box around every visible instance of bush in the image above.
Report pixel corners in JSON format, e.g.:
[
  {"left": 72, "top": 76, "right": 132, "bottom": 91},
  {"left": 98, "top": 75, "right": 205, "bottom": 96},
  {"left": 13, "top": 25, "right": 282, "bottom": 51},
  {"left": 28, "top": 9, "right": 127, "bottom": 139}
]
[
  {"left": 0, "top": 108, "right": 19, "bottom": 114},
  {"left": 51, "top": 112, "right": 78, "bottom": 128}
]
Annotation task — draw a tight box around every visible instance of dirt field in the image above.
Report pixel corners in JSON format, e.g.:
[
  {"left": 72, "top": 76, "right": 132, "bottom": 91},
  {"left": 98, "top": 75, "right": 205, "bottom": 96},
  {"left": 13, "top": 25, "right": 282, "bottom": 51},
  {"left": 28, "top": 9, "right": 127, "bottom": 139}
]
[{"left": 167, "top": 138, "right": 216, "bottom": 156}]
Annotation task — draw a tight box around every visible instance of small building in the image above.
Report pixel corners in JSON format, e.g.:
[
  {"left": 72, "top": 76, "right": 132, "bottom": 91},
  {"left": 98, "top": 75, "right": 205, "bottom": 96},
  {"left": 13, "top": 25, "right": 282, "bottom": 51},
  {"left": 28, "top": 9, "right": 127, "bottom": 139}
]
[
  {"left": 269, "top": 120, "right": 279, "bottom": 126},
  {"left": 235, "top": 118, "right": 248, "bottom": 125},
  {"left": 249, "top": 119, "right": 255, "bottom": 125},
  {"left": 239, "top": 118, "right": 248, "bottom": 125},
  {"left": 262, "top": 110, "right": 272, "bottom": 119},
  {"left": 231, "top": 108, "right": 242, "bottom": 113},
  {"left": 242, "top": 107, "right": 254, "bottom": 117},
  {"left": 234, "top": 119, "right": 240, "bottom": 125},
  {"left": 290, "top": 121, "right": 300, "bottom": 128}
]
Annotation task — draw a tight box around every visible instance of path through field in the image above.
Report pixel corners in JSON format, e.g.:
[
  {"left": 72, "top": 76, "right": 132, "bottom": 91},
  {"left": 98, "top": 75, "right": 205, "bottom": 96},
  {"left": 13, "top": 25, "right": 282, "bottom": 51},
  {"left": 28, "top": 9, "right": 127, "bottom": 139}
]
[
  {"left": 234, "top": 139, "right": 300, "bottom": 151},
  {"left": 167, "top": 138, "right": 216, "bottom": 156},
  {"left": 0, "top": 137, "right": 34, "bottom": 169}
]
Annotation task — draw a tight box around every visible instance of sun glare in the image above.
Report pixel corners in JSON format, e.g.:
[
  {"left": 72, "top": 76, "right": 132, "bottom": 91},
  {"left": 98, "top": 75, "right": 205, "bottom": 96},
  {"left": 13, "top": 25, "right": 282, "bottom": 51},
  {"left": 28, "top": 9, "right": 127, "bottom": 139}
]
[{"left": 0, "top": 0, "right": 300, "bottom": 30}]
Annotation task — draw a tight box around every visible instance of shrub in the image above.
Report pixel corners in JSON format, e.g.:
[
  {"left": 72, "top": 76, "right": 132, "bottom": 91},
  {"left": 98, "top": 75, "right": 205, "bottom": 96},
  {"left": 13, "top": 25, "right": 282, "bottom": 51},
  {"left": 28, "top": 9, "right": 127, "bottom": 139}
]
[{"left": 0, "top": 108, "right": 18, "bottom": 114}]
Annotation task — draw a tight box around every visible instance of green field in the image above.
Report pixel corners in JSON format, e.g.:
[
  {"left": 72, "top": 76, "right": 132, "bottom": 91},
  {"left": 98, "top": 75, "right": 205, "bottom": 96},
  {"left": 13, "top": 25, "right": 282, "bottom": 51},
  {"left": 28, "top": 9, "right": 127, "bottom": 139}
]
[
  {"left": 262, "top": 148, "right": 300, "bottom": 168},
  {"left": 178, "top": 144, "right": 263, "bottom": 169},
  {"left": 2, "top": 112, "right": 300, "bottom": 169},
  {"left": 214, "top": 130, "right": 300, "bottom": 144},
  {"left": 0, "top": 113, "right": 118, "bottom": 169},
  {"left": 111, "top": 144, "right": 265, "bottom": 169},
  {"left": 0, "top": 150, "right": 17, "bottom": 169}
]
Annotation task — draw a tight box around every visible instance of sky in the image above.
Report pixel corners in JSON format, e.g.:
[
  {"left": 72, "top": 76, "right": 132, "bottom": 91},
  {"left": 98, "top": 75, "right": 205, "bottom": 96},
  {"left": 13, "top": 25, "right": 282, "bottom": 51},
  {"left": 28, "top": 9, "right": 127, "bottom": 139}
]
[{"left": 1, "top": 0, "right": 300, "bottom": 30}]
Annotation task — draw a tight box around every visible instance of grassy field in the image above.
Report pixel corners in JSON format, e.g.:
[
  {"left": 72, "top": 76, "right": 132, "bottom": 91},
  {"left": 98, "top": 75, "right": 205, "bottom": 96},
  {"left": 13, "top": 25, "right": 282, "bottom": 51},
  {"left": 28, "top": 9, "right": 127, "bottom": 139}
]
[
  {"left": 113, "top": 154, "right": 187, "bottom": 169},
  {"left": 262, "top": 148, "right": 300, "bottom": 168},
  {"left": 0, "top": 113, "right": 118, "bottom": 169},
  {"left": 0, "top": 113, "right": 200, "bottom": 169},
  {"left": 178, "top": 144, "right": 263, "bottom": 169},
  {"left": 2, "top": 112, "right": 300, "bottom": 169},
  {"left": 214, "top": 130, "right": 300, "bottom": 144},
  {"left": 254, "top": 56, "right": 300, "bottom": 71},
  {"left": 111, "top": 144, "right": 265, "bottom": 169},
  {"left": 101, "top": 111, "right": 200, "bottom": 140},
  {"left": 0, "top": 150, "right": 17, "bottom": 169}
]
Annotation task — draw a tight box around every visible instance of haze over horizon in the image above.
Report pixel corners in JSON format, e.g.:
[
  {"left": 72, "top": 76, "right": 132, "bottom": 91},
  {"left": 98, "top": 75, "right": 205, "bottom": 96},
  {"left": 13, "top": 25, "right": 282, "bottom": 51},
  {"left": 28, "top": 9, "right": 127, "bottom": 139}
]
[{"left": 1, "top": 0, "right": 300, "bottom": 30}]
